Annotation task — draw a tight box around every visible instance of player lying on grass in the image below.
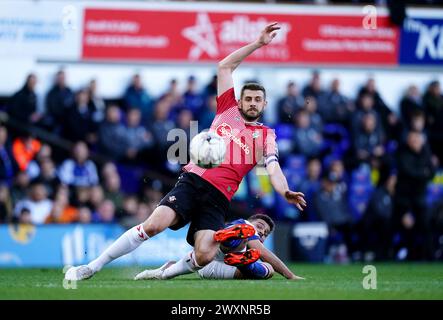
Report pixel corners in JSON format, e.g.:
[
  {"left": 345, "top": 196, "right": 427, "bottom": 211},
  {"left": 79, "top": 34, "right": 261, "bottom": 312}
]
[
  {"left": 134, "top": 214, "right": 305, "bottom": 280},
  {"left": 65, "top": 22, "right": 306, "bottom": 282}
]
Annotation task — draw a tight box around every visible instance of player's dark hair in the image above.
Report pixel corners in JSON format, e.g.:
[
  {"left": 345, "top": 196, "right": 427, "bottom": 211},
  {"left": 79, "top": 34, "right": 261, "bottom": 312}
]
[
  {"left": 248, "top": 214, "right": 275, "bottom": 233},
  {"left": 240, "top": 83, "right": 266, "bottom": 99}
]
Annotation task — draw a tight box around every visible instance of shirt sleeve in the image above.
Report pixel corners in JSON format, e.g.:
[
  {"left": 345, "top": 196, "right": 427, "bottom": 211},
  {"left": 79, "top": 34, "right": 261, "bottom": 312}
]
[
  {"left": 264, "top": 128, "right": 279, "bottom": 167},
  {"left": 216, "top": 87, "right": 237, "bottom": 114}
]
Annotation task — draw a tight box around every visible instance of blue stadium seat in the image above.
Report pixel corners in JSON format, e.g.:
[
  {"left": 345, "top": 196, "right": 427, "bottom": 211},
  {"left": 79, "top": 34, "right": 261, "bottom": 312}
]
[
  {"left": 322, "top": 123, "right": 350, "bottom": 156},
  {"left": 283, "top": 155, "right": 307, "bottom": 189},
  {"left": 116, "top": 164, "right": 145, "bottom": 194},
  {"left": 275, "top": 124, "right": 294, "bottom": 156},
  {"left": 426, "top": 183, "right": 443, "bottom": 206}
]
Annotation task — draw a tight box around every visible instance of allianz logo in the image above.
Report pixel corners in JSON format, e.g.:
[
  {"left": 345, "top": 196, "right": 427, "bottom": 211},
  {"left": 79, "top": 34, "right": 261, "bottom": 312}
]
[{"left": 404, "top": 18, "right": 443, "bottom": 60}]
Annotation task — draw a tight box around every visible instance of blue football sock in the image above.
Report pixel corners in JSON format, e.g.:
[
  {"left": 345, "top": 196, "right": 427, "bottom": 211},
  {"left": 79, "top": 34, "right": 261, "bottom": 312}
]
[{"left": 238, "top": 261, "right": 269, "bottom": 279}]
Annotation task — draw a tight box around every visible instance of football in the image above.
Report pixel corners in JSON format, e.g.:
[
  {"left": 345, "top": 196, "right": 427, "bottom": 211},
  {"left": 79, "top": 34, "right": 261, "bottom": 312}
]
[{"left": 190, "top": 131, "right": 226, "bottom": 169}]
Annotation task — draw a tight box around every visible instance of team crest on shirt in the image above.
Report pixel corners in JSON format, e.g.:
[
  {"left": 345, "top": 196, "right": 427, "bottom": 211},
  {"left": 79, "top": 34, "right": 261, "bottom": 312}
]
[
  {"left": 216, "top": 123, "right": 233, "bottom": 137},
  {"left": 168, "top": 196, "right": 176, "bottom": 203},
  {"left": 252, "top": 130, "right": 260, "bottom": 139}
]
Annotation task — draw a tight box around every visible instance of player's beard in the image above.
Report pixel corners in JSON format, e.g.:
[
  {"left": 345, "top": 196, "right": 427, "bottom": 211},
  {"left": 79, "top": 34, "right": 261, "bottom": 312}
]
[{"left": 239, "top": 106, "right": 264, "bottom": 122}]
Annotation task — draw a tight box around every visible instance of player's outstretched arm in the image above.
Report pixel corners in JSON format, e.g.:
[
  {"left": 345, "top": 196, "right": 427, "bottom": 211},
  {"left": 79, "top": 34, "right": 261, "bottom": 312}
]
[
  {"left": 266, "top": 161, "right": 307, "bottom": 211},
  {"left": 248, "top": 240, "right": 304, "bottom": 280},
  {"left": 217, "top": 22, "right": 280, "bottom": 96}
]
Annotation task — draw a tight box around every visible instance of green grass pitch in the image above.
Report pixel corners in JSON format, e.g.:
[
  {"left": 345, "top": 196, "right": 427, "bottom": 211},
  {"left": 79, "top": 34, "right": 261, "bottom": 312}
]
[{"left": 1, "top": 263, "right": 442, "bottom": 300}]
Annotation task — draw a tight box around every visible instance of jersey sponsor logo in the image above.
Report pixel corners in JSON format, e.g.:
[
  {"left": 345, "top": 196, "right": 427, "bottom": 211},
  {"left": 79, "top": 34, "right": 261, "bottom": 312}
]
[{"left": 216, "top": 122, "right": 251, "bottom": 155}]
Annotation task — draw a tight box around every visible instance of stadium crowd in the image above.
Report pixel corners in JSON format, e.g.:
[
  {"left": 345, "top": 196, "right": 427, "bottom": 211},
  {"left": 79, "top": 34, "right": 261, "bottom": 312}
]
[{"left": 0, "top": 69, "right": 442, "bottom": 262}]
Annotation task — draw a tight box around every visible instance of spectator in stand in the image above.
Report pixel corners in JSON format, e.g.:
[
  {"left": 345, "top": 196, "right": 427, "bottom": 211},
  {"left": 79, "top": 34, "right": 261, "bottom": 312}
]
[
  {"left": 26, "top": 143, "right": 52, "bottom": 179},
  {"left": 0, "top": 184, "right": 13, "bottom": 223},
  {"left": 352, "top": 112, "right": 385, "bottom": 166},
  {"left": 358, "top": 78, "right": 400, "bottom": 140},
  {"left": 423, "top": 80, "right": 443, "bottom": 164},
  {"left": 136, "top": 201, "right": 152, "bottom": 223},
  {"left": 361, "top": 170, "right": 397, "bottom": 261},
  {"left": 303, "top": 96, "right": 323, "bottom": 132},
  {"left": 8, "top": 73, "right": 41, "bottom": 125},
  {"left": 73, "top": 186, "right": 90, "bottom": 208},
  {"left": 328, "top": 158, "right": 348, "bottom": 195},
  {"left": 58, "top": 141, "right": 99, "bottom": 187},
  {"left": 183, "top": 75, "right": 205, "bottom": 118},
  {"left": 18, "top": 208, "right": 32, "bottom": 224},
  {"left": 276, "top": 81, "right": 304, "bottom": 124},
  {"left": 400, "top": 85, "right": 423, "bottom": 127},
  {"left": 150, "top": 97, "right": 175, "bottom": 155},
  {"left": 98, "top": 105, "right": 128, "bottom": 160},
  {"left": 203, "top": 74, "right": 217, "bottom": 98},
  {"left": 199, "top": 94, "right": 217, "bottom": 131},
  {"left": 0, "top": 126, "right": 18, "bottom": 184},
  {"left": 302, "top": 70, "right": 325, "bottom": 99},
  {"left": 317, "top": 78, "right": 353, "bottom": 125},
  {"left": 45, "top": 185, "right": 78, "bottom": 223},
  {"left": 297, "top": 157, "right": 322, "bottom": 221},
  {"left": 161, "top": 79, "right": 184, "bottom": 109},
  {"left": 10, "top": 171, "right": 30, "bottom": 205},
  {"left": 64, "top": 89, "right": 98, "bottom": 145},
  {"left": 351, "top": 93, "right": 383, "bottom": 135},
  {"left": 394, "top": 130, "right": 437, "bottom": 260},
  {"left": 140, "top": 178, "right": 164, "bottom": 204},
  {"left": 32, "top": 158, "right": 60, "bottom": 199},
  {"left": 88, "top": 185, "right": 105, "bottom": 215},
  {"left": 14, "top": 180, "right": 53, "bottom": 224},
  {"left": 119, "top": 195, "right": 140, "bottom": 227},
  {"left": 314, "top": 170, "right": 354, "bottom": 261},
  {"left": 293, "top": 108, "right": 323, "bottom": 158},
  {"left": 101, "top": 161, "right": 118, "bottom": 180},
  {"left": 43, "top": 69, "right": 75, "bottom": 131},
  {"left": 103, "top": 169, "right": 125, "bottom": 214},
  {"left": 401, "top": 110, "right": 427, "bottom": 142},
  {"left": 93, "top": 199, "right": 116, "bottom": 223},
  {"left": 123, "top": 74, "right": 153, "bottom": 123},
  {"left": 12, "top": 134, "right": 41, "bottom": 172},
  {"left": 87, "top": 79, "right": 106, "bottom": 124},
  {"left": 124, "top": 108, "right": 155, "bottom": 162},
  {"left": 77, "top": 206, "right": 92, "bottom": 224}
]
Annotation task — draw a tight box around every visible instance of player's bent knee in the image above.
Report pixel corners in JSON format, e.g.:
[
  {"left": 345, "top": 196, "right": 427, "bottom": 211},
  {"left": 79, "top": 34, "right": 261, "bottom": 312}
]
[
  {"left": 194, "top": 250, "right": 215, "bottom": 267},
  {"left": 142, "top": 221, "right": 163, "bottom": 237}
]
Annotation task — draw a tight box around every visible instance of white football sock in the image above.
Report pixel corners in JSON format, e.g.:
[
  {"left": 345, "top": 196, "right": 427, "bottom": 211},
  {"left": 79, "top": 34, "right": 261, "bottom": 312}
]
[
  {"left": 161, "top": 251, "right": 202, "bottom": 279},
  {"left": 88, "top": 224, "right": 149, "bottom": 272},
  {"left": 197, "top": 261, "right": 237, "bottom": 279}
]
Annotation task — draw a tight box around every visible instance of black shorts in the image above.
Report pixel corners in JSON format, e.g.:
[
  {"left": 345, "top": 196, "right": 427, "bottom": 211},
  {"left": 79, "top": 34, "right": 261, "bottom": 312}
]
[{"left": 158, "top": 172, "right": 230, "bottom": 246}]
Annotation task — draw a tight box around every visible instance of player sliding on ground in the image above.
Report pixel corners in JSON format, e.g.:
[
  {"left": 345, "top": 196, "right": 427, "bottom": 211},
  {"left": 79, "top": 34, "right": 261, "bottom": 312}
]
[
  {"left": 134, "top": 214, "right": 305, "bottom": 280},
  {"left": 65, "top": 22, "right": 306, "bottom": 281}
]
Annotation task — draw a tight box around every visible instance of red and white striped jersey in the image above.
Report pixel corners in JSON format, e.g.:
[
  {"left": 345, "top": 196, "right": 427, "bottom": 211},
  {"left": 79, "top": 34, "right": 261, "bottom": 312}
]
[{"left": 183, "top": 88, "right": 278, "bottom": 201}]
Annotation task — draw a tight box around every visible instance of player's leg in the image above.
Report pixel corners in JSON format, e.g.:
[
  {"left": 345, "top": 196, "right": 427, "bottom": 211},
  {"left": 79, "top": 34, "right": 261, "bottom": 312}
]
[
  {"left": 197, "top": 260, "right": 237, "bottom": 279},
  {"left": 194, "top": 229, "right": 220, "bottom": 266},
  {"left": 197, "top": 261, "right": 274, "bottom": 280},
  {"left": 87, "top": 205, "right": 179, "bottom": 272},
  {"left": 65, "top": 206, "right": 180, "bottom": 281},
  {"left": 235, "top": 261, "right": 274, "bottom": 280},
  {"left": 161, "top": 230, "right": 220, "bottom": 280}
]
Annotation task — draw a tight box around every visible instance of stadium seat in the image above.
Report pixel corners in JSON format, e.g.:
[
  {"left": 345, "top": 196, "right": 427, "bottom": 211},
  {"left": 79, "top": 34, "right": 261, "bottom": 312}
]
[{"left": 275, "top": 124, "right": 294, "bottom": 156}]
